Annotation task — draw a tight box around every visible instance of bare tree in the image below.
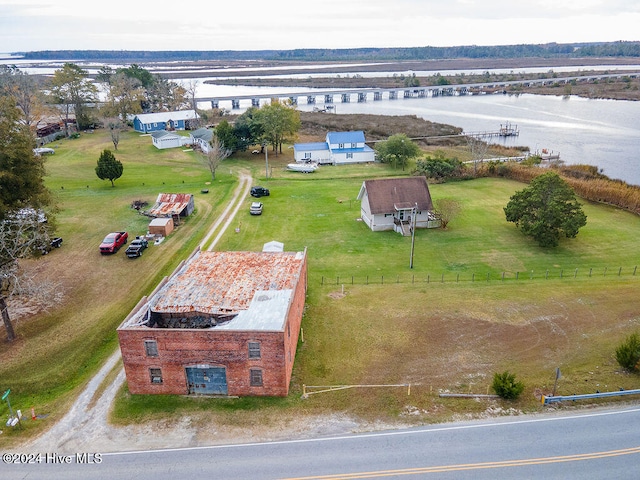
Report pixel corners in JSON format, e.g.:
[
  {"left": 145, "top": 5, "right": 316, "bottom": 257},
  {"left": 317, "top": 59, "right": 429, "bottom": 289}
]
[
  {"left": 104, "top": 117, "right": 122, "bottom": 150},
  {"left": 0, "top": 210, "right": 54, "bottom": 342},
  {"left": 466, "top": 135, "right": 490, "bottom": 176},
  {"left": 0, "top": 65, "right": 47, "bottom": 130},
  {"left": 204, "top": 135, "right": 232, "bottom": 181},
  {"left": 184, "top": 80, "right": 201, "bottom": 128},
  {"left": 434, "top": 198, "right": 462, "bottom": 229},
  {"left": 102, "top": 72, "right": 144, "bottom": 122}
]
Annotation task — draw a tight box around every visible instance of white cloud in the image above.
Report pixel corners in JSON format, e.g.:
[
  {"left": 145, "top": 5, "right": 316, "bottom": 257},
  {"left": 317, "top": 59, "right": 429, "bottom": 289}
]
[{"left": 0, "top": 0, "right": 638, "bottom": 52}]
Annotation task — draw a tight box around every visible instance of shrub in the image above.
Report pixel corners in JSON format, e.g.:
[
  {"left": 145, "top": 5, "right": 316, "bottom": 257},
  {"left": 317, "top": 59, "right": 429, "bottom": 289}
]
[
  {"left": 615, "top": 333, "right": 640, "bottom": 372},
  {"left": 492, "top": 371, "right": 525, "bottom": 400}
]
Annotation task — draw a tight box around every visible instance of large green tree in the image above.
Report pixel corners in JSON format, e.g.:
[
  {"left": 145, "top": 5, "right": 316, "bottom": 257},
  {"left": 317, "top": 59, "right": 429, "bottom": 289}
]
[
  {"left": 504, "top": 171, "right": 587, "bottom": 247},
  {"left": 0, "top": 96, "right": 50, "bottom": 220},
  {"left": 374, "top": 133, "right": 421, "bottom": 170},
  {"left": 233, "top": 106, "right": 264, "bottom": 151},
  {"left": 253, "top": 101, "right": 300, "bottom": 155},
  {"left": 214, "top": 120, "right": 237, "bottom": 152},
  {"left": 0, "top": 97, "right": 54, "bottom": 342},
  {"left": 48, "top": 63, "right": 98, "bottom": 132},
  {"left": 95, "top": 149, "right": 123, "bottom": 187}
]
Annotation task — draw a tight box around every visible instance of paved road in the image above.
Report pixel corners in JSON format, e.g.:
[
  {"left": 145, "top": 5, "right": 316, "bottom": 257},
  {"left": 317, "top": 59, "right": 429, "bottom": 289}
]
[{"left": 4, "top": 405, "right": 640, "bottom": 479}]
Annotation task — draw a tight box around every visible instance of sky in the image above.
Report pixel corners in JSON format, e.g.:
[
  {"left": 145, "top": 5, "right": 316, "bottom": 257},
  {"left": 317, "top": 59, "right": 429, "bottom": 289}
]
[{"left": 1, "top": 0, "right": 639, "bottom": 53}]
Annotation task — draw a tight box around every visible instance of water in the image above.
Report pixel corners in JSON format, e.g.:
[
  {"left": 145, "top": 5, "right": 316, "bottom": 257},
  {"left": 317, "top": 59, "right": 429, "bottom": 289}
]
[
  {"left": 3, "top": 55, "right": 638, "bottom": 185},
  {"left": 294, "top": 93, "right": 640, "bottom": 186}
]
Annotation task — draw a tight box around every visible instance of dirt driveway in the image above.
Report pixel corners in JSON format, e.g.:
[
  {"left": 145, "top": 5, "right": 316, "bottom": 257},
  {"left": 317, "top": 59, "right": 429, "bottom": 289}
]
[{"left": 18, "top": 171, "right": 364, "bottom": 454}]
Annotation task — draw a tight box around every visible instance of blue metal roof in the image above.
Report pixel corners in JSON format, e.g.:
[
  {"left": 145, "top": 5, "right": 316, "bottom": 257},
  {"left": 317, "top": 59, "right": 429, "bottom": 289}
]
[
  {"left": 294, "top": 142, "right": 329, "bottom": 151},
  {"left": 327, "top": 131, "right": 365, "bottom": 144}
]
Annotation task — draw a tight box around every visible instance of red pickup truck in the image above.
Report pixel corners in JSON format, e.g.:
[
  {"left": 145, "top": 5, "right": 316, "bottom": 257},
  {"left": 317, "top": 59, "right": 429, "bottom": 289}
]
[{"left": 99, "top": 231, "right": 128, "bottom": 254}]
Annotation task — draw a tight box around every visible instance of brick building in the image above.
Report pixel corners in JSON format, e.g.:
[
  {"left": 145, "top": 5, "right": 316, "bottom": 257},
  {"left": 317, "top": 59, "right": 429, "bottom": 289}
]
[{"left": 117, "top": 248, "right": 308, "bottom": 397}]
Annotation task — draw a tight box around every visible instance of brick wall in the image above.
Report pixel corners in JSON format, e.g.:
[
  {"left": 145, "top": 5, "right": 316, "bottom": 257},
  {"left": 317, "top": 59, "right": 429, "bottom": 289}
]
[{"left": 118, "top": 250, "right": 308, "bottom": 397}]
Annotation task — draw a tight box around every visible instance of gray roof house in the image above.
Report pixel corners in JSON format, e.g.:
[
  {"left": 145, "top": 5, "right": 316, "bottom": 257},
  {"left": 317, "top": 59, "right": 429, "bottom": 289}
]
[
  {"left": 357, "top": 177, "right": 440, "bottom": 235},
  {"left": 189, "top": 128, "right": 214, "bottom": 153}
]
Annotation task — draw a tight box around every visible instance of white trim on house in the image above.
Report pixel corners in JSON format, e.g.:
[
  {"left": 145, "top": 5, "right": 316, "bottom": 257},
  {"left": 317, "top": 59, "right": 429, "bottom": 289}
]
[
  {"left": 151, "top": 130, "right": 189, "bottom": 149},
  {"left": 357, "top": 177, "right": 440, "bottom": 234},
  {"left": 293, "top": 131, "right": 376, "bottom": 166}
]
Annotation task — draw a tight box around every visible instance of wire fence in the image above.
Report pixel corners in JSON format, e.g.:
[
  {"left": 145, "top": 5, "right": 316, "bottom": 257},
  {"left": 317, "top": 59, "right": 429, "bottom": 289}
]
[{"left": 320, "top": 265, "right": 639, "bottom": 286}]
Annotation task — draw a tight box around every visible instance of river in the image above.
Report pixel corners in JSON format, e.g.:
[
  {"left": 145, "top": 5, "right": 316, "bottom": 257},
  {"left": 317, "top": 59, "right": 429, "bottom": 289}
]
[
  {"left": 299, "top": 93, "right": 640, "bottom": 187},
  {"left": 191, "top": 79, "right": 640, "bottom": 186},
  {"left": 3, "top": 55, "right": 639, "bottom": 186}
]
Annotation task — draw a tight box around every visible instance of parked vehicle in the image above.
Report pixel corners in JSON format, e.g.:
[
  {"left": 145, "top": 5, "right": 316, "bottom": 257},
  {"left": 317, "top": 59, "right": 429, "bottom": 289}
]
[
  {"left": 287, "top": 162, "right": 318, "bottom": 173},
  {"left": 250, "top": 202, "right": 263, "bottom": 215},
  {"left": 100, "top": 231, "right": 128, "bottom": 254},
  {"left": 250, "top": 186, "right": 270, "bottom": 197},
  {"left": 38, "top": 237, "right": 63, "bottom": 255},
  {"left": 125, "top": 236, "right": 149, "bottom": 258},
  {"left": 33, "top": 147, "right": 55, "bottom": 155}
]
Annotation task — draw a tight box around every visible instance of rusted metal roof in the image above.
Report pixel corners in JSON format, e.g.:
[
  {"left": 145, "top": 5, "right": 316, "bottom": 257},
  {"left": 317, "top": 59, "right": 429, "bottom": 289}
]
[
  {"left": 359, "top": 177, "right": 434, "bottom": 214},
  {"left": 147, "top": 193, "right": 193, "bottom": 217},
  {"left": 150, "top": 250, "right": 305, "bottom": 316}
]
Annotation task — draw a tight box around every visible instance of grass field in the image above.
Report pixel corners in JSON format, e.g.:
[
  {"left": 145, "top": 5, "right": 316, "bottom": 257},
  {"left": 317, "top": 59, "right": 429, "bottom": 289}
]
[{"left": 1, "top": 127, "right": 640, "bottom": 443}]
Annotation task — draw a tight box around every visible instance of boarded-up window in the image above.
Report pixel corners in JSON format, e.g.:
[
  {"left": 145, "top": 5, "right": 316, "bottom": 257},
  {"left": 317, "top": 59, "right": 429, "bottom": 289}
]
[
  {"left": 250, "top": 369, "right": 263, "bottom": 386},
  {"left": 150, "top": 368, "right": 163, "bottom": 384},
  {"left": 145, "top": 340, "right": 158, "bottom": 357},
  {"left": 248, "top": 341, "right": 261, "bottom": 359}
]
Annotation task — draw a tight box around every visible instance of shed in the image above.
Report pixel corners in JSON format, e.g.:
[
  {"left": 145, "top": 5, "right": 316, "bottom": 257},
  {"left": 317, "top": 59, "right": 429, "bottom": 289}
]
[
  {"left": 151, "top": 130, "right": 184, "bottom": 149},
  {"left": 147, "top": 193, "right": 195, "bottom": 217},
  {"left": 149, "top": 217, "right": 174, "bottom": 236}
]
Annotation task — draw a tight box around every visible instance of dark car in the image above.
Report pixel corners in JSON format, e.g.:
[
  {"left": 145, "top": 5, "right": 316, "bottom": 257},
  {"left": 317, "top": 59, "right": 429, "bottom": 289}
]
[
  {"left": 250, "top": 186, "right": 270, "bottom": 198},
  {"left": 125, "top": 237, "right": 149, "bottom": 258}
]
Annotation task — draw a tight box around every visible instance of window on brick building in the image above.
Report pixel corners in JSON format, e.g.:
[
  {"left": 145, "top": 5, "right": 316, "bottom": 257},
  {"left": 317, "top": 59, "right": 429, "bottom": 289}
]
[
  {"left": 149, "top": 368, "right": 163, "bottom": 384},
  {"left": 250, "top": 368, "right": 263, "bottom": 386},
  {"left": 144, "top": 340, "right": 158, "bottom": 357},
  {"left": 248, "top": 341, "right": 261, "bottom": 359}
]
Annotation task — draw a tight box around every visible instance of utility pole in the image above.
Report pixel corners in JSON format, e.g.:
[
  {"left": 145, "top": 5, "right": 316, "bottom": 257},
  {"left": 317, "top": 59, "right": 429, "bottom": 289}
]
[
  {"left": 263, "top": 142, "right": 269, "bottom": 179},
  {"left": 409, "top": 203, "right": 417, "bottom": 268}
]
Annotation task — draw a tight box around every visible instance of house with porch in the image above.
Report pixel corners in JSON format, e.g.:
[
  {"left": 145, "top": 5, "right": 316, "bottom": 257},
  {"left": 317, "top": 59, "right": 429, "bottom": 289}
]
[
  {"left": 189, "top": 128, "right": 213, "bottom": 153},
  {"left": 357, "top": 176, "right": 441, "bottom": 235},
  {"left": 117, "top": 248, "right": 308, "bottom": 397},
  {"left": 293, "top": 130, "right": 375, "bottom": 165},
  {"left": 133, "top": 109, "right": 199, "bottom": 133}
]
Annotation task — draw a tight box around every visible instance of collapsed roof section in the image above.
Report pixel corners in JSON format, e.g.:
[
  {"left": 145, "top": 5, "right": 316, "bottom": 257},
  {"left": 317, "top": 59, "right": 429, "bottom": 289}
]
[{"left": 120, "top": 249, "right": 306, "bottom": 331}]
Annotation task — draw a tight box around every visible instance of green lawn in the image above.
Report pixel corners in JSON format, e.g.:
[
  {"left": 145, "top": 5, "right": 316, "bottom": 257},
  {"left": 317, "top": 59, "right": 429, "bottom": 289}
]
[{"left": 1, "top": 129, "right": 640, "bottom": 443}]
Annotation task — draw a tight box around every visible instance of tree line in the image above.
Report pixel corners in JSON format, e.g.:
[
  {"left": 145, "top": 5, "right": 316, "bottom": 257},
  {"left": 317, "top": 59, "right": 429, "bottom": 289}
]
[{"left": 14, "top": 41, "right": 640, "bottom": 63}]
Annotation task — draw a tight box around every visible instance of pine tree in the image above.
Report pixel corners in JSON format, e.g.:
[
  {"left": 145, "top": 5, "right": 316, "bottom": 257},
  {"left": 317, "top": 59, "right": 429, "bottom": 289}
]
[{"left": 95, "top": 149, "right": 123, "bottom": 187}]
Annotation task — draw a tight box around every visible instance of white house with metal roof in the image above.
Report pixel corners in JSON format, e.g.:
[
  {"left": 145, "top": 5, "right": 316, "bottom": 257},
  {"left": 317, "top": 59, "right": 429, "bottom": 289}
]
[
  {"left": 293, "top": 130, "right": 376, "bottom": 165},
  {"left": 151, "top": 130, "right": 188, "bottom": 149}
]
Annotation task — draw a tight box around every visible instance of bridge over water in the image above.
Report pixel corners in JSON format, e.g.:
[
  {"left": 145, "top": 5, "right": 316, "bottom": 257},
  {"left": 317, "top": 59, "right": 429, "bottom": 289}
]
[{"left": 196, "top": 72, "right": 639, "bottom": 110}]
